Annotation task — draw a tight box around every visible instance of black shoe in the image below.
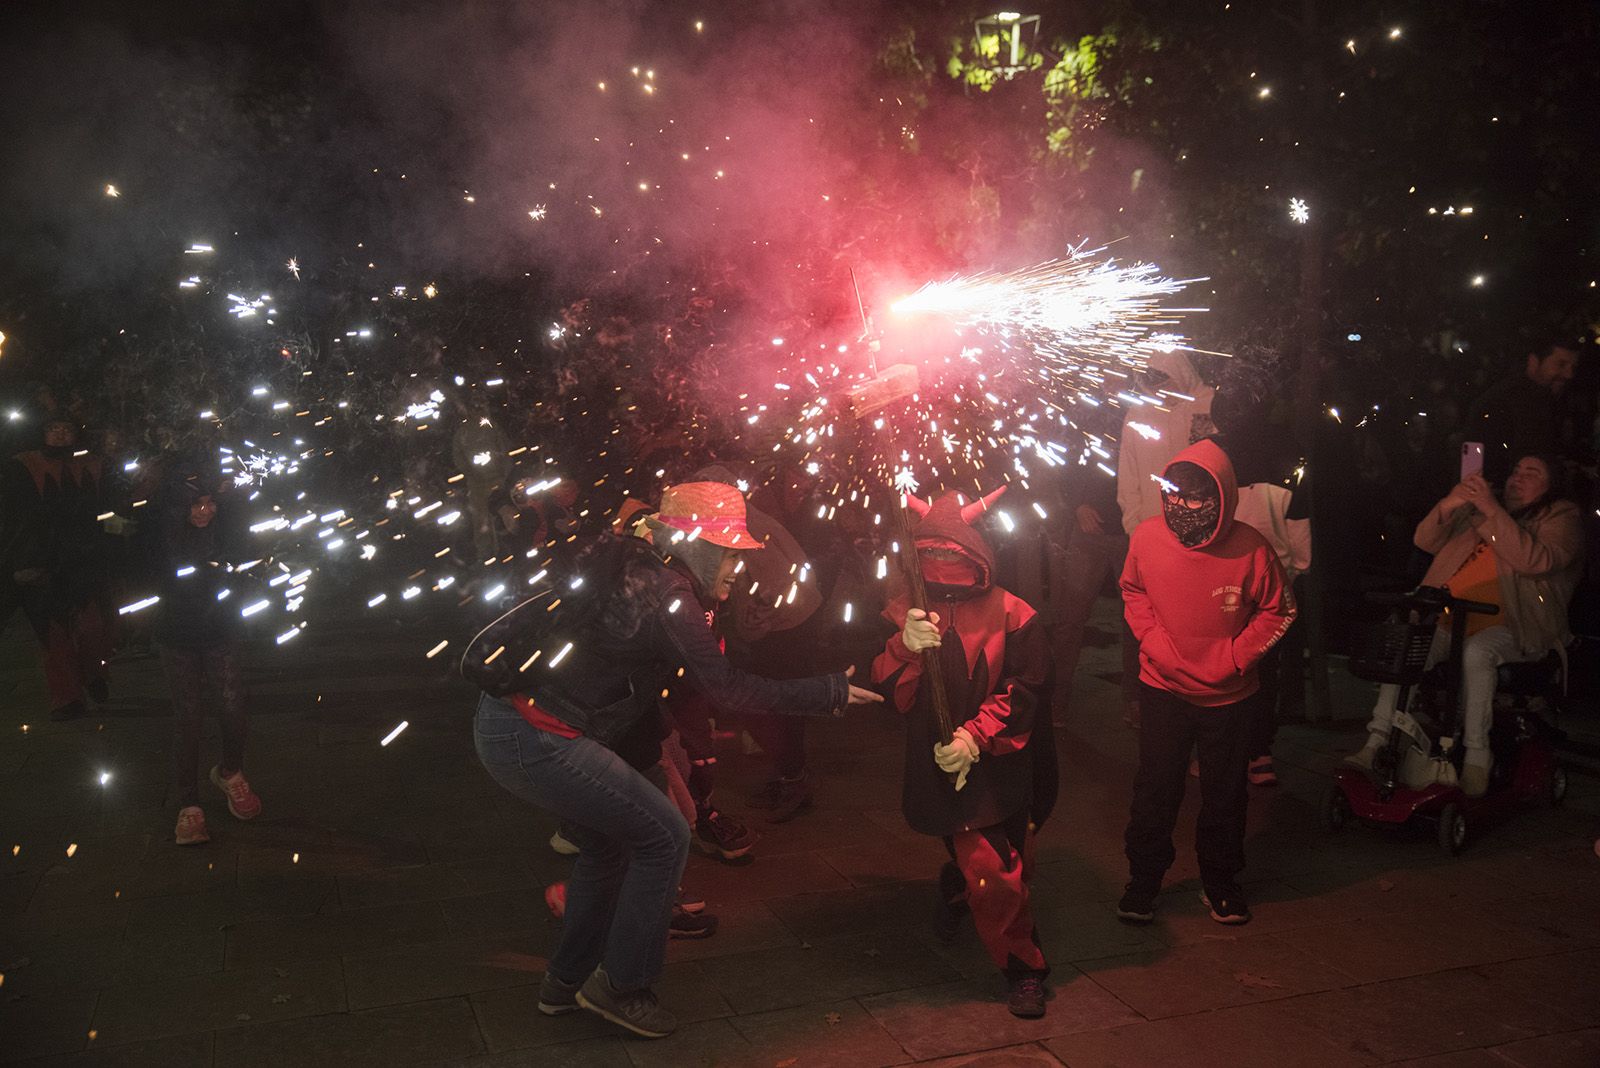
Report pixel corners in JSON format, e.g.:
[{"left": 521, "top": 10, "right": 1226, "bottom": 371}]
[
  {"left": 536, "top": 971, "right": 584, "bottom": 1016},
  {"left": 1006, "top": 975, "right": 1047, "bottom": 1018},
  {"left": 675, "top": 886, "right": 706, "bottom": 914},
  {"left": 748, "top": 774, "right": 813, "bottom": 822},
  {"left": 86, "top": 678, "right": 109, "bottom": 705},
  {"left": 1115, "top": 882, "right": 1158, "bottom": 924},
  {"left": 1200, "top": 891, "right": 1251, "bottom": 925},
  {"left": 576, "top": 968, "right": 677, "bottom": 1039},
  {"left": 695, "top": 809, "right": 757, "bottom": 861},
  {"left": 668, "top": 905, "right": 719, "bottom": 939},
  {"left": 50, "top": 699, "right": 87, "bottom": 722},
  {"left": 932, "top": 861, "right": 970, "bottom": 942}
]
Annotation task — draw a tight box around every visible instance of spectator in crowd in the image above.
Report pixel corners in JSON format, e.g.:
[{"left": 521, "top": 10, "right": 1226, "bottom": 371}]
[
  {"left": 1047, "top": 448, "right": 1130, "bottom": 723},
  {"left": 1346, "top": 454, "right": 1583, "bottom": 797},
  {"left": 1116, "top": 352, "right": 1217, "bottom": 727},
  {"left": 150, "top": 459, "right": 262, "bottom": 844},
  {"left": 1, "top": 416, "right": 113, "bottom": 720},
  {"left": 471, "top": 481, "right": 881, "bottom": 1039},
  {"left": 452, "top": 397, "right": 512, "bottom": 560},
  {"left": 1464, "top": 336, "right": 1580, "bottom": 484},
  {"left": 1116, "top": 440, "right": 1295, "bottom": 927},
  {"left": 1212, "top": 387, "right": 1312, "bottom": 787}
]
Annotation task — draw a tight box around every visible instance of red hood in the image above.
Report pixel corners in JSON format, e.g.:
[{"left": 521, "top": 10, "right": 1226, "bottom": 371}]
[
  {"left": 912, "top": 491, "right": 997, "bottom": 589},
  {"left": 1161, "top": 438, "right": 1238, "bottom": 551}
]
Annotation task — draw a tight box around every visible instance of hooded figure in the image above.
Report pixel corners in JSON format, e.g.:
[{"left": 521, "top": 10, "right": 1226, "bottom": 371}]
[
  {"left": 872, "top": 486, "right": 1055, "bottom": 1016},
  {"left": 1115, "top": 438, "right": 1296, "bottom": 928}
]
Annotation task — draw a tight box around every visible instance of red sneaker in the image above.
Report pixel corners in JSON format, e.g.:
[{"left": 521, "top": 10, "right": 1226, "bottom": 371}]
[
  {"left": 544, "top": 881, "right": 567, "bottom": 920},
  {"left": 209, "top": 767, "right": 262, "bottom": 820},
  {"left": 175, "top": 806, "right": 210, "bottom": 846}
]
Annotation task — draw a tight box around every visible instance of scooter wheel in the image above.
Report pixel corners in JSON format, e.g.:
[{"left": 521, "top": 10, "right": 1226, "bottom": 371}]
[
  {"left": 1550, "top": 766, "right": 1568, "bottom": 807},
  {"left": 1321, "top": 784, "right": 1350, "bottom": 833},
  {"left": 1437, "top": 803, "right": 1468, "bottom": 856}
]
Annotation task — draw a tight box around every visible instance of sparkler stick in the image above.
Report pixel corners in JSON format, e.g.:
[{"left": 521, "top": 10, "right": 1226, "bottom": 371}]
[
  {"left": 849, "top": 267, "right": 878, "bottom": 377},
  {"left": 890, "top": 484, "right": 955, "bottom": 749}
]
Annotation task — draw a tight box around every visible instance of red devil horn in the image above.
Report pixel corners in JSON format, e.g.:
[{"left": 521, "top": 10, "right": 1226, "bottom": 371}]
[
  {"left": 905, "top": 494, "right": 932, "bottom": 518},
  {"left": 960, "top": 485, "right": 1007, "bottom": 524}
]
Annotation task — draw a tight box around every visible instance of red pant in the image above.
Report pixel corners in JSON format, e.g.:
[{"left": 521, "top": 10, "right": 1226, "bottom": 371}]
[{"left": 949, "top": 817, "right": 1048, "bottom": 978}]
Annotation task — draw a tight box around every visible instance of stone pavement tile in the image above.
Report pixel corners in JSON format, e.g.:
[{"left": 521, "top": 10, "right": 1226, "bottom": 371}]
[
  {"left": 335, "top": 854, "right": 534, "bottom": 910},
  {"left": 1490, "top": 1026, "right": 1600, "bottom": 1068},
  {"left": 1445, "top": 845, "right": 1600, "bottom": 896},
  {"left": 470, "top": 961, "right": 732, "bottom": 1053},
  {"left": 737, "top": 806, "right": 900, "bottom": 858},
  {"left": 1470, "top": 949, "right": 1600, "bottom": 1027},
  {"left": 224, "top": 899, "right": 451, "bottom": 968},
  {"left": 729, "top": 997, "right": 910, "bottom": 1068},
  {"left": 12, "top": 1032, "right": 214, "bottom": 1067},
  {"left": 1030, "top": 850, "right": 1130, "bottom": 905},
  {"left": 1270, "top": 964, "right": 1586, "bottom": 1063},
  {"left": 342, "top": 929, "right": 557, "bottom": 1010},
  {"left": 0, "top": 918, "right": 223, "bottom": 997},
  {"left": 621, "top": 1018, "right": 754, "bottom": 1068},
  {"left": 436, "top": 887, "right": 556, "bottom": 939},
  {"left": 445, "top": 1037, "right": 632, "bottom": 1067},
  {"left": 1385, "top": 1051, "right": 1511, "bottom": 1068},
  {"left": 0, "top": 988, "right": 98, "bottom": 1059},
  {"left": 232, "top": 824, "right": 430, "bottom": 878},
  {"left": 817, "top": 837, "right": 952, "bottom": 888},
  {"left": 907, "top": 1043, "right": 1065, "bottom": 1068},
  {"left": 27, "top": 836, "right": 157, "bottom": 913},
  {"left": 1, "top": 870, "right": 39, "bottom": 912},
  {"left": 663, "top": 899, "right": 801, "bottom": 963},
  {"left": 3, "top": 900, "right": 130, "bottom": 945},
  {"left": 416, "top": 814, "right": 548, "bottom": 865},
  {"left": 1042, "top": 1001, "right": 1370, "bottom": 1068},
  {"left": 1268, "top": 905, "right": 1572, "bottom": 984},
  {"left": 211, "top": 995, "right": 486, "bottom": 1068},
  {"left": 89, "top": 957, "right": 346, "bottom": 1046},
  {"left": 1077, "top": 934, "right": 1358, "bottom": 1020},
  {"left": 761, "top": 880, "right": 937, "bottom": 944},
  {"left": 696, "top": 929, "right": 962, "bottom": 1015},
  {"left": 125, "top": 876, "right": 335, "bottom": 940},
  {"left": 681, "top": 849, "right": 851, "bottom": 907},
  {"left": 861, "top": 970, "right": 1141, "bottom": 1062},
  {"left": 1034, "top": 902, "right": 1168, "bottom": 965}
]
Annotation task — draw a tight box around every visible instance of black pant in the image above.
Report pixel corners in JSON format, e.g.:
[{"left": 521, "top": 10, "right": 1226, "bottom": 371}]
[
  {"left": 743, "top": 714, "right": 806, "bottom": 779},
  {"left": 1125, "top": 682, "right": 1255, "bottom": 895},
  {"left": 161, "top": 642, "right": 246, "bottom": 808}
]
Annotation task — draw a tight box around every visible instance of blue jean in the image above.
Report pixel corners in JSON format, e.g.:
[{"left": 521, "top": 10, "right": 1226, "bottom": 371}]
[{"left": 473, "top": 693, "right": 689, "bottom": 991}]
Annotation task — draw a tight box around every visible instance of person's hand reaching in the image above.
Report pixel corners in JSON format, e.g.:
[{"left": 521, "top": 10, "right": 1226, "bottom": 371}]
[{"left": 844, "top": 665, "right": 884, "bottom": 707}]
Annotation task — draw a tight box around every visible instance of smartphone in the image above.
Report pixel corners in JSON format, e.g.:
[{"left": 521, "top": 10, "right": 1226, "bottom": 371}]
[{"left": 1460, "top": 441, "right": 1484, "bottom": 481}]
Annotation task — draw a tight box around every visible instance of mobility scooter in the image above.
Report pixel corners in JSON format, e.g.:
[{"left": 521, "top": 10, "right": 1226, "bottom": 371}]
[{"left": 1324, "top": 585, "right": 1567, "bottom": 855}]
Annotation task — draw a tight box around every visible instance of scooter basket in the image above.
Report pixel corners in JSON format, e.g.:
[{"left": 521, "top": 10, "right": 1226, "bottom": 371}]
[{"left": 1350, "top": 622, "right": 1435, "bottom": 684}]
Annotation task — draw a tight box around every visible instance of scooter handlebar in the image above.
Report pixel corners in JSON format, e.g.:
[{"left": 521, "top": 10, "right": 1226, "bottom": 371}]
[{"left": 1365, "top": 586, "right": 1500, "bottom": 616}]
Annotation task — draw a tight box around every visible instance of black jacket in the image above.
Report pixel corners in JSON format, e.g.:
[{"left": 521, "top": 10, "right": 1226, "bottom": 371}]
[{"left": 472, "top": 537, "right": 851, "bottom": 747}]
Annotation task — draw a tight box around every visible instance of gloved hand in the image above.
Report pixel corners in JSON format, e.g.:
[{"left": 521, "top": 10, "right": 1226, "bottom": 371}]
[
  {"left": 933, "top": 726, "right": 980, "bottom": 791},
  {"left": 901, "top": 608, "right": 941, "bottom": 653}
]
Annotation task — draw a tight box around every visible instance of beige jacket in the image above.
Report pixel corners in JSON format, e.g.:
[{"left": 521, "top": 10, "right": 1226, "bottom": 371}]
[{"left": 1414, "top": 497, "right": 1584, "bottom": 659}]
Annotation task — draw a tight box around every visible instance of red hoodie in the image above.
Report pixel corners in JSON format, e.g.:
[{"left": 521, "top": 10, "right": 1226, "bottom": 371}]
[{"left": 1120, "top": 438, "right": 1296, "bottom": 707}]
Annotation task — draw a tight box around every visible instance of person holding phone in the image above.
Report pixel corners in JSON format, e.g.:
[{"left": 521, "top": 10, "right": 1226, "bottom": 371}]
[{"left": 1347, "top": 454, "right": 1583, "bottom": 795}]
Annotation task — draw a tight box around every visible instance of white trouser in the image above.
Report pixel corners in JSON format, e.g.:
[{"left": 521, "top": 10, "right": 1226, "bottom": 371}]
[{"left": 1366, "top": 624, "right": 1519, "bottom": 753}]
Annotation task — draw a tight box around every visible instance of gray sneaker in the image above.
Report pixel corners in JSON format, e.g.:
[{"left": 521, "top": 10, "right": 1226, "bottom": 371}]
[
  {"left": 576, "top": 967, "right": 677, "bottom": 1038},
  {"left": 537, "top": 971, "right": 584, "bottom": 1016}
]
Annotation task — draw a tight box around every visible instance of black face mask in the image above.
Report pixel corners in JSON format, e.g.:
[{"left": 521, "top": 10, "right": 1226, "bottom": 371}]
[{"left": 1164, "top": 493, "right": 1221, "bottom": 548}]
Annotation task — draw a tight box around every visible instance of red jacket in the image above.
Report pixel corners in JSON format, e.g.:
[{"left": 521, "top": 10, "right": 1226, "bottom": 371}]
[{"left": 1120, "top": 438, "right": 1296, "bottom": 707}]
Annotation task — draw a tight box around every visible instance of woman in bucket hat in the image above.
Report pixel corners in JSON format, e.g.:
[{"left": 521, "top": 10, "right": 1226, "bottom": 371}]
[{"left": 473, "top": 481, "right": 882, "bottom": 1039}]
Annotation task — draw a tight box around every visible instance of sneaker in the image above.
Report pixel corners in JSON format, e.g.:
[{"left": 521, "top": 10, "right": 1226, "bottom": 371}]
[
  {"left": 209, "top": 766, "right": 262, "bottom": 820},
  {"left": 175, "top": 805, "right": 210, "bottom": 846},
  {"left": 747, "top": 775, "right": 813, "bottom": 823},
  {"left": 544, "top": 881, "right": 567, "bottom": 920},
  {"left": 549, "top": 830, "right": 580, "bottom": 856},
  {"left": 1006, "top": 975, "right": 1047, "bottom": 1019},
  {"left": 1116, "top": 883, "right": 1157, "bottom": 924},
  {"left": 1200, "top": 891, "right": 1252, "bottom": 925},
  {"left": 1247, "top": 756, "right": 1278, "bottom": 786},
  {"left": 577, "top": 967, "right": 677, "bottom": 1038},
  {"left": 695, "top": 809, "right": 757, "bottom": 861},
  {"left": 537, "top": 971, "right": 584, "bottom": 1016},
  {"left": 668, "top": 905, "right": 719, "bottom": 939},
  {"left": 1460, "top": 760, "right": 1491, "bottom": 798},
  {"left": 932, "top": 861, "right": 970, "bottom": 942},
  {"left": 50, "top": 699, "right": 87, "bottom": 722},
  {"left": 676, "top": 886, "right": 706, "bottom": 914},
  {"left": 1343, "top": 736, "right": 1386, "bottom": 771}
]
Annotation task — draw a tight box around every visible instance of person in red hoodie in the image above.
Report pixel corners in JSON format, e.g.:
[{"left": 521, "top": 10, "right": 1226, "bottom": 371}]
[
  {"left": 873, "top": 486, "right": 1056, "bottom": 1018},
  {"left": 1115, "top": 439, "right": 1295, "bottom": 926}
]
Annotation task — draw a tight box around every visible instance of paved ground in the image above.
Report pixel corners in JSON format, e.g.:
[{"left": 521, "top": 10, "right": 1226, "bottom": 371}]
[{"left": 2, "top": 598, "right": 1598, "bottom": 1068}]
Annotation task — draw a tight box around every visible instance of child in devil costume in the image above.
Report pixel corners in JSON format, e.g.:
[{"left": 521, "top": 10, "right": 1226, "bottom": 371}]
[{"left": 872, "top": 486, "right": 1056, "bottom": 1018}]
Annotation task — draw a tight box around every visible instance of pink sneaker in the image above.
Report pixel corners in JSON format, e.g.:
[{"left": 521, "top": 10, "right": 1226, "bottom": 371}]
[
  {"left": 175, "top": 806, "right": 210, "bottom": 846},
  {"left": 210, "top": 766, "right": 262, "bottom": 820},
  {"left": 545, "top": 881, "right": 567, "bottom": 920}
]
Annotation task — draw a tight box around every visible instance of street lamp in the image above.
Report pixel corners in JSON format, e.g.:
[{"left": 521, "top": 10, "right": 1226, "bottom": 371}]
[{"left": 973, "top": 12, "right": 1042, "bottom": 80}]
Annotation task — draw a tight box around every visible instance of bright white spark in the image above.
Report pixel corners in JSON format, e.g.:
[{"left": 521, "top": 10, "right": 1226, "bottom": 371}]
[{"left": 1289, "top": 197, "right": 1310, "bottom": 224}]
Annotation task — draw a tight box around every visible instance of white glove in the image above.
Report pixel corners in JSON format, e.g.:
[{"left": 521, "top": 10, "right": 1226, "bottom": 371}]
[
  {"left": 933, "top": 726, "right": 980, "bottom": 791},
  {"left": 901, "top": 608, "right": 941, "bottom": 653}
]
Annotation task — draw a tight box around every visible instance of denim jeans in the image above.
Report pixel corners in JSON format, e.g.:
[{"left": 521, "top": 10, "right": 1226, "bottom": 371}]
[{"left": 473, "top": 693, "right": 689, "bottom": 991}]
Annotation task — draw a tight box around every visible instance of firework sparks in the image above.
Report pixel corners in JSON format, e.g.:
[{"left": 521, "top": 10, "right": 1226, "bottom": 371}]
[{"left": 1289, "top": 197, "right": 1310, "bottom": 224}]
